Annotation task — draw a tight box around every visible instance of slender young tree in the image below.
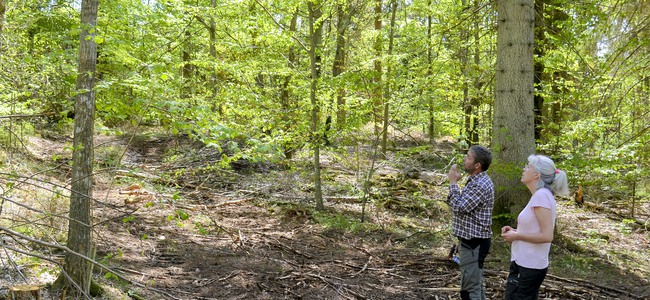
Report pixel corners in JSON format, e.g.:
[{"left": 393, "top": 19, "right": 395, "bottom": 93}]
[
  {"left": 0, "top": 0, "right": 5, "bottom": 36},
  {"left": 492, "top": 0, "right": 536, "bottom": 214},
  {"left": 468, "top": 0, "right": 485, "bottom": 145},
  {"left": 372, "top": 0, "right": 382, "bottom": 134},
  {"left": 63, "top": 0, "right": 99, "bottom": 295},
  {"left": 426, "top": 0, "right": 435, "bottom": 142},
  {"left": 308, "top": 0, "right": 324, "bottom": 211},
  {"left": 380, "top": 0, "right": 397, "bottom": 156},
  {"left": 333, "top": 1, "right": 351, "bottom": 130},
  {"left": 460, "top": 0, "right": 471, "bottom": 146},
  {"left": 281, "top": 9, "right": 299, "bottom": 158}
]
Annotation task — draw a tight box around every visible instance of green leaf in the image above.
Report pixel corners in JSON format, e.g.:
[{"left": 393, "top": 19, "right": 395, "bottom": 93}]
[{"left": 175, "top": 209, "right": 190, "bottom": 220}]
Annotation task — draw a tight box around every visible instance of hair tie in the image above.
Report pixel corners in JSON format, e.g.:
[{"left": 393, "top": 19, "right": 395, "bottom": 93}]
[{"left": 555, "top": 169, "right": 560, "bottom": 174}]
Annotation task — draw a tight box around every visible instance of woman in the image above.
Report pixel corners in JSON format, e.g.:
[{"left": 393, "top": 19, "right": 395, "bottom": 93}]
[{"left": 501, "top": 155, "right": 569, "bottom": 300}]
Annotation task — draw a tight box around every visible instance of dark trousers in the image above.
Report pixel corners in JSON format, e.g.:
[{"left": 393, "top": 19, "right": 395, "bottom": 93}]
[
  {"left": 504, "top": 261, "right": 548, "bottom": 300},
  {"left": 458, "top": 238, "right": 491, "bottom": 300}
]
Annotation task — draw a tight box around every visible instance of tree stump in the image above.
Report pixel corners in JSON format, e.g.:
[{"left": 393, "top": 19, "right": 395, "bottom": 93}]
[{"left": 9, "top": 285, "right": 40, "bottom": 300}]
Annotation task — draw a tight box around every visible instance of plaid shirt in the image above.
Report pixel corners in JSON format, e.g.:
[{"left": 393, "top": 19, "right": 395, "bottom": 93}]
[{"left": 447, "top": 171, "right": 495, "bottom": 239}]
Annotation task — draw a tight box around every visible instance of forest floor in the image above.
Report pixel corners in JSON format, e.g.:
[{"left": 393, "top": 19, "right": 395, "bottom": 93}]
[{"left": 1, "top": 131, "right": 649, "bottom": 299}]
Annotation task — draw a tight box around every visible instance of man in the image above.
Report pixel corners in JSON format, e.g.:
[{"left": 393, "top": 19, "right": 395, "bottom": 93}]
[{"left": 447, "top": 145, "right": 495, "bottom": 300}]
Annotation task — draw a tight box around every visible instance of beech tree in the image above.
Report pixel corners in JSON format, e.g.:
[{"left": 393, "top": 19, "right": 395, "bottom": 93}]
[
  {"left": 62, "top": 0, "right": 99, "bottom": 296},
  {"left": 308, "top": 0, "right": 324, "bottom": 211}
]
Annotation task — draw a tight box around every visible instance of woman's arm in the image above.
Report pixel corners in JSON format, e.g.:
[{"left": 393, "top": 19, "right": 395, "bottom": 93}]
[{"left": 501, "top": 207, "right": 554, "bottom": 243}]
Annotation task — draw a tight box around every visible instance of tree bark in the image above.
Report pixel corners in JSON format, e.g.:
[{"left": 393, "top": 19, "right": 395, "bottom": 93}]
[
  {"left": 493, "top": 0, "right": 536, "bottom": 215},
  {"left": 209, "top": 0, "right": 222, "bottom": 115},
  {"left": 469, "top": 0, "right": 482, "bottom": 145},
  {"left": 373, "top": 0, "right": 382, "bottom": 134},
  {"left": 64, "top": 0, "right": 98, "bottom": 296},
  {"left": 426, "top": 0, "right": 435, "bottom": 142},
  {"left": 461, "top": 0, "right": 471, "bottom": 147},
  {"left": 381, "top": 0, "right": 397, "bottom": 157},
  {"left": 181, "top": 30, "right": 192, "bottom": 101},
  {"left": 308, "top": 0, "right": 324, "bottom": 211},
  {"left": 333, "top": 3, "right": 350, "bottom": 130},
  {"left": 281, "top": 10, "right": 298, "bottom": 159},
  {"left": 533, "top": 0, "right": 547, "bottom": 142}
]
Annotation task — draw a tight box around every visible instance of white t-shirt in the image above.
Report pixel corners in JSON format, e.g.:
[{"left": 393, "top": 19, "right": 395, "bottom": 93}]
[{"left": 511, "top": 188, "right": 557, "bottom": 269}]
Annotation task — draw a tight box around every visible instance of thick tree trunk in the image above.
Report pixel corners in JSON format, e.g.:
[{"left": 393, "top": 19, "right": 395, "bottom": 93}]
[
  {"left": 64, "top": 0, "right": 98, "bottom": 296},
  {"left": 493, "top": 0, "right": 536, "bottom": 215},
  {"left": 308, "top": 0, "right": 324, "bottom": 211}
]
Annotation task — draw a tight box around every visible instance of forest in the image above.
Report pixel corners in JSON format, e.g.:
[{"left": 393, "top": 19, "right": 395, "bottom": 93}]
[{"left": 0, "top": 0, "right": 648, "bottom": 299}]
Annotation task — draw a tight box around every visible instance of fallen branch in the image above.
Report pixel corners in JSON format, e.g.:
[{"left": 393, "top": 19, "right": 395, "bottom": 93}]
[
  {"left": 304, "top": 272, "right": 366, "bottom": 300},
  {"left": 1, "top": 196, "right": 89, "bottom": 228},
  {"left": 351, "top": 256, "right": 372, "bottom": 278},
  {"left": 271, "top": 239, "right": 313, "bottom": 259},
  {"left": 0, "top": 113, "right": 55, "bottom": 120},
  {"left": 214, "top": 198, "right": 253, "bottom": 207},
  {"left": 0, "top": 227, "right": 181, "bottom": 300},
  {"left": 583, "top": 202, "right": 648, "bottom": 229},
  {"left": 544, "top": 273, "right": 644, "bottom": 299},
  {"left": 115, "top": 169, "right": 160, "bottom": 180},
  {"left": 485, "top": 269, "right": 644, "bottom": 300}
]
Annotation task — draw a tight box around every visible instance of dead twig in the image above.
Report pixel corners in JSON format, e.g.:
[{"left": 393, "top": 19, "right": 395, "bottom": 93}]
[
  {"left": 0, "top": 227, "right": 182, "bottom": 300},
  {"left": 351, "top": 256, "right": 372, "bottom": 278}
]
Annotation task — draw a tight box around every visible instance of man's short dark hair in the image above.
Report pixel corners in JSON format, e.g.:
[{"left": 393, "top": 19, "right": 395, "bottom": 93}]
[{"left": 470, "top": 145, "right": 492, "bottom": 171}]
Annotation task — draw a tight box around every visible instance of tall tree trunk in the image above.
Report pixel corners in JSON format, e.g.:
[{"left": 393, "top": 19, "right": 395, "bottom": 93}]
[
  {"left": 333, "top": 3, "right": 350, "bottom": 130},
  {"left": 461, "top": 0, "right": 471, "bottom": 147},
  {"left": 381, "top": 0, "right": 397, "bottom": 156},
  {"left": 281, "top": 10, "right": 298, "bottom": 159},
  {"left": 545, "top": 1, "right": 568, "bottom": 148},
  {"left": 308, "top": 0, "right": 324, "bottom": 211},
  {"left": 373, "top": 0, "right": 382, "bottom": 134},
  {"left": 469, "top": 0, "right": 482, "bottom": 145},
  {"left": 493, "top": 0, "right": 536, "bottom": 216},
  {"left": 533, "top": 0, "right": 547, "bottom": 142},
  {"left": 208, "top": 0, "right": 223, "bottom": 116},
  {"left": 181, "top": 30, "right": 192, "bottom": 101},
  {"left": 64, "top": 0, "right": 99, "bottom": 295},
  {"left": 427, "top": 0, "right": 435, "bottom": 142}
]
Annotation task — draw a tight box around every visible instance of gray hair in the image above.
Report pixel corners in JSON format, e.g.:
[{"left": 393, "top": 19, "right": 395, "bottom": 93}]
[{"left": 527, "top": 155, "right": 570, "bottom": 196}]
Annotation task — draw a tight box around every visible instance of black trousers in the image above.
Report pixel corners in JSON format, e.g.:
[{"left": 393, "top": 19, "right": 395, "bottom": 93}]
[{"left": 504, "top": 261, "right": 548, "bottom": 300}]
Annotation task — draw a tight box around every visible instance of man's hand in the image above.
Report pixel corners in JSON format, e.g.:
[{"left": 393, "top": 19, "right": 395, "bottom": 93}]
[{"left": 448, "top": 164, "right": 462, "bottom": 185}]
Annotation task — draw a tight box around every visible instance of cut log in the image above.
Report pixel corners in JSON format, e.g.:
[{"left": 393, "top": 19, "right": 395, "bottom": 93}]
[{"left": 9, "top": 285, "right": 40, "bottom": 300}]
